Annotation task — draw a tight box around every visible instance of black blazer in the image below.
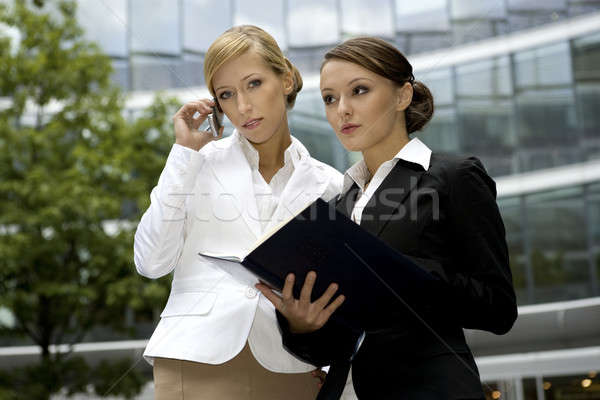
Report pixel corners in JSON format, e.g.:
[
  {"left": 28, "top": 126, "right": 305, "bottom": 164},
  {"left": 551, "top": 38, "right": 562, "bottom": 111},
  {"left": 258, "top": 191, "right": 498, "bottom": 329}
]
[{"left": 276, "top": 154, "right": 518, "bottom": 399}]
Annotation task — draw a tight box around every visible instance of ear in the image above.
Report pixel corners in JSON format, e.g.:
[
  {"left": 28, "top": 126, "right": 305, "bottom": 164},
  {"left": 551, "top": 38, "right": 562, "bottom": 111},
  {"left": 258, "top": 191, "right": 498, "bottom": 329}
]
[
  {"left": 282, "top": 70, "right": 294, "bottom": 95},
  {"left": 396, "top": 82, "right": 413, "bottom": 112}
]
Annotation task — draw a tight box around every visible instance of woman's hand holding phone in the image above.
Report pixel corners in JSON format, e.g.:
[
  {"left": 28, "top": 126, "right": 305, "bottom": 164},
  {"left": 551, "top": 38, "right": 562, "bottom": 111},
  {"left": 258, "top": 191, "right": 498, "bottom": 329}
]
[{"left": 172, "top": 98, "right": 224, "bottom": 151}]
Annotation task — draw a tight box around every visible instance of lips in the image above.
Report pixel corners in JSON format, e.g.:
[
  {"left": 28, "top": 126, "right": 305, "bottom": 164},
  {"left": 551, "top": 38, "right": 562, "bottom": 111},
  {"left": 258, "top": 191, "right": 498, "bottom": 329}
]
[
  {"left": 340, "top": 123, "right": 360, "bottom": 134},
  {"left": 243, "top": 118, "right": 263, "bottom": 129}
]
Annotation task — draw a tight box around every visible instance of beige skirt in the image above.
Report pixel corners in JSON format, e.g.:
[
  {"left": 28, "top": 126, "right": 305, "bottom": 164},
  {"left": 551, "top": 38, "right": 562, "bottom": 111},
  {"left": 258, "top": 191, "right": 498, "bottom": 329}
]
[{"left": 153, "top": 342, "right": 320, "bottom": 400}]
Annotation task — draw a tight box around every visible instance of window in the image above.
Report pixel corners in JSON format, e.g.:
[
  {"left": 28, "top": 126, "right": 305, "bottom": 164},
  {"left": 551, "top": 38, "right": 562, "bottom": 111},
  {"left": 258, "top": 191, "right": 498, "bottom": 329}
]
[
  {"left": 183, "top": 0, "right": 232, "bottom": 53},
  {"left": 234, "top": 0, "right": 286, "bottom": 49},
  {"left": 341, "top": 0, "right": 394, "bottom": 37},
  {"left": 130, "top": 0, "right": 181, "bottom": 55},
  {"left": 287, "top": 0, "right": 338, "bottom": 47},
  {"left": 395, "top": 0, "right": 450, "bottom": 32},
  {"left": 77, "top": 0, "right": 127, "bottom": 57}
]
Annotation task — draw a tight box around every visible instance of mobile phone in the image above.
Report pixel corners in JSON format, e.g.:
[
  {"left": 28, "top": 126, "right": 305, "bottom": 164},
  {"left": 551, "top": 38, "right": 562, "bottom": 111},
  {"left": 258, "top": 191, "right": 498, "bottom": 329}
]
[{"left": 205, "top": 100, "right": 223, "bottom": 137}]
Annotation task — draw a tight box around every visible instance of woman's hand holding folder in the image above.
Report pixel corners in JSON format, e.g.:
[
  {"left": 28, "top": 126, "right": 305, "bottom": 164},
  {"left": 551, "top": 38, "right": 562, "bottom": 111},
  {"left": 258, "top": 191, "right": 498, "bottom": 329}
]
[{"left": 256, "top": 271, "right": 346, "bottom": 334}]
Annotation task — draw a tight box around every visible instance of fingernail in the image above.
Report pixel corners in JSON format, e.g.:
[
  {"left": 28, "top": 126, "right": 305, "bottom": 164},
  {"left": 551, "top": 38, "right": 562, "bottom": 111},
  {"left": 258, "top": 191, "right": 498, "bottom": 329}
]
[{"left": 192, "top": 111, "right": 200, "bottom": 119}]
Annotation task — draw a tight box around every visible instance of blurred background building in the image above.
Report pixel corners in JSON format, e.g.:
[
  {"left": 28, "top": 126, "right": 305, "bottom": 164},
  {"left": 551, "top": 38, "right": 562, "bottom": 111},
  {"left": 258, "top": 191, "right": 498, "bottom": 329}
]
[{"left": 2, "top": 0, "right": 600, "bottom": 399}]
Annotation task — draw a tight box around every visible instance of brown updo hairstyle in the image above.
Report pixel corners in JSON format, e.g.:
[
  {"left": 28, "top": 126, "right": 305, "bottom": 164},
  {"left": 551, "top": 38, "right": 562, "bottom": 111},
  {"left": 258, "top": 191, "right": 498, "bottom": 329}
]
[
  {"left": 204, "top": 25, "right": 303, "bottom": 109},
  {"left": 322, "top": 37, "right": 434, "bottom": 133}
]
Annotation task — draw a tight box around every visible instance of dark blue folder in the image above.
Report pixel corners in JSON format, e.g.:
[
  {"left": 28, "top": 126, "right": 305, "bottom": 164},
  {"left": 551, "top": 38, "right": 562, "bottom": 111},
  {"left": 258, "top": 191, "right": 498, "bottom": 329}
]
[{"left": 201, "top": 198, "right": 439, "bottom": 332}]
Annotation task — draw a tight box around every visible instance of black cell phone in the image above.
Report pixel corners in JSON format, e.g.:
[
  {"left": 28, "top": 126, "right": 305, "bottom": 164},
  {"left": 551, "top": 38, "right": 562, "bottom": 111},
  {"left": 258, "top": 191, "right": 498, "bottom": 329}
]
[{"left": 206, "top": 99, "right": 224, "bottom": 137}]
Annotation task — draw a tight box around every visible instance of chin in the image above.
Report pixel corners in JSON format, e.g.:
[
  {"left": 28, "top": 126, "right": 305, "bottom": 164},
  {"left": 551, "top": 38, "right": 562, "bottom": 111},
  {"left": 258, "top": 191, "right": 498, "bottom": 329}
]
[
  {"left": 337, "top": 135, "right": 365, "bottom": 153},
  {"left": 240, "top": 129, "right": 273, "bottom": 145}
]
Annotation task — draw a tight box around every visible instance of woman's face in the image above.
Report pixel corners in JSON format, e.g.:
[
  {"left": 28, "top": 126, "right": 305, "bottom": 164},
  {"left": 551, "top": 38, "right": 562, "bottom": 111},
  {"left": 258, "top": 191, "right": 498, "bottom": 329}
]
[
  {"left": 320, "top": 59, "right": 410, "bottom": 153},
  {"left": 212, "top": 50, "right": 293, "bottom": 144}
]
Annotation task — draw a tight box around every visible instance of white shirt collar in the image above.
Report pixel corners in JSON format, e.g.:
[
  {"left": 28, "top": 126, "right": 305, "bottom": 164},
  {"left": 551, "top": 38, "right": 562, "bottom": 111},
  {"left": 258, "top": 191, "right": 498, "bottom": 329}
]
[
  {"left": 342, "top": 137, "right": 432, "bottom": 194},
  {"left": 237, "top": 131, "right": 300, "bottom": 170},
  {"left": 395, "top": 137, "right": 432, "bottom": 171}
]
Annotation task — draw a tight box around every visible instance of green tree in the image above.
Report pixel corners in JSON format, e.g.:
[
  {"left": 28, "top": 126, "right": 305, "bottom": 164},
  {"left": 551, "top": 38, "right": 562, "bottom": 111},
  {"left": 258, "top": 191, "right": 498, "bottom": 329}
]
[{"left": 0, "top": 1, "right": 177, "bottom": 398}]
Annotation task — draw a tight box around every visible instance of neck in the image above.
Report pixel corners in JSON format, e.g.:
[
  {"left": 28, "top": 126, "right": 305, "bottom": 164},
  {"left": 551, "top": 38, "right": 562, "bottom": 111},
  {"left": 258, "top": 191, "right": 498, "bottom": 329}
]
[
  {"left": 251, "top": 124, "right": 292, "bottom": 174},
  {"left": 362, "top": 127, "right": 411, "bottom": 177}
]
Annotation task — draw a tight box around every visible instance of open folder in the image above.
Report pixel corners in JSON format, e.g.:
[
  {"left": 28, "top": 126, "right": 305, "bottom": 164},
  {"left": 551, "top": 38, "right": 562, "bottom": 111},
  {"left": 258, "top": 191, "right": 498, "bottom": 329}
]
[{"left": 199, "top": 198, "right": 438, "bottom": 332}]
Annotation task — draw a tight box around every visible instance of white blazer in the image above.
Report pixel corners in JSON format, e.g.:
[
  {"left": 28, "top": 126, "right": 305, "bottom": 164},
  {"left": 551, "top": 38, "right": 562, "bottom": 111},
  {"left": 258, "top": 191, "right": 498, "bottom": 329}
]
[{"left": 134, "top": 130, "right": 343, "bottom": 372}]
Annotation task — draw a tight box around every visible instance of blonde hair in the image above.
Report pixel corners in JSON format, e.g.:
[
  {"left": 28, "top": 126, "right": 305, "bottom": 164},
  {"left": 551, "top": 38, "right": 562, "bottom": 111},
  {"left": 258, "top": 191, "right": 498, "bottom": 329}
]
[{"left": 204, "top": 25, "right": 303, "bottom": 109}]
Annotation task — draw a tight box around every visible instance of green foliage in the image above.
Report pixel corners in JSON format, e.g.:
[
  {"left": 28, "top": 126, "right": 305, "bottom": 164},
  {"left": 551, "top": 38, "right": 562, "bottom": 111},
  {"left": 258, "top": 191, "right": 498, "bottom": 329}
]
[
  {"left": 0, "top": 356, "right": 146, "bottom": 399},
  {"left": 0, "top": 1, "right": 178, "bottom": 398}
]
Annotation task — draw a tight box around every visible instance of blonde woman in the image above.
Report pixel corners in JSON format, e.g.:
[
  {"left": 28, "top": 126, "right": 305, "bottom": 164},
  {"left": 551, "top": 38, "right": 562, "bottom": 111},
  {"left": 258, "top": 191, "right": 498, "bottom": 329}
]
[{"left": 134, "top": 25, "right": 342, "bottom": 399}]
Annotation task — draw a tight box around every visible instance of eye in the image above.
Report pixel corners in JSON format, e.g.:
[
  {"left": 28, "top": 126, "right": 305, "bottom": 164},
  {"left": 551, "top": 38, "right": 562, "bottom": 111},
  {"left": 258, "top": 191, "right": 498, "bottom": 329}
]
[
  {"left": 353, "top": 85, "right": 369, "bottom": 95},
  {"left": 249, "top": 79, "right": 262, "bottom": 88},
  {"left": 322, "top": 94, "right": 336, "bottom": 105},
  {"left": 218, "top": 90, "right": 233, "bottom": 100}
]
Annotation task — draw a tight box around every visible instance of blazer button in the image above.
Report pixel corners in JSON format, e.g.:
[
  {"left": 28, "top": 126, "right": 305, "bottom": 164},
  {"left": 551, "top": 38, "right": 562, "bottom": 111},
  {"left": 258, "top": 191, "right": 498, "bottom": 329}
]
[{"left": 245, "top": 287, "right": 258, "bottom": 299}]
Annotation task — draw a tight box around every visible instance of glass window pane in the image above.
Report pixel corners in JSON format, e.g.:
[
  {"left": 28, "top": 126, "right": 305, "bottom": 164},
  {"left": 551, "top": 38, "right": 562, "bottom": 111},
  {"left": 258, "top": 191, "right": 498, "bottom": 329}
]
[
  {"left": 234, "top": 0, "right": 286, "bottom": 49},
  {"left": 111, "top": 59, "right": 130, "bottom": 90},
  {"left": 573, "top": 33, "right": 600, "bottom": 157},
  {"left": 287, "top": 0, "right": 338, "bottom": 47},
  {"left": 180, "top": 53, "right": 205, "bottom": 87},
  {"left": 406, "top": 33, "right": 452, "bottom": 54},
  {"left": 576, "top": 84, "right": 600, "bottom": 151},
  {"left": 130, "top": 0, "right": 181, "bottom": 55},
  {"left": 395, "top": 0, "right": 450, "bottom": 32},
  {"left": 590, "top": 183, "right": 600, "bottom": 247},
  {"left": 526, "top": 188, "right": 593, "bottom": 302},
  {"left": 514, "top": 42, "right": 573, "bottom": 90},
  {"left": 457, "top": 99, "right": 516, "bottom": 176},
  {"left": 507, "top": 0, "right": 566, "bottom": 11},
  {"left": 183, "top": 0, "right": 232, "bottom": 53},
  {"left": 420, "top": 68, "right": 454, "bottom": 106},
  {"left": 456, "top": 56, "right": 513, "bottom": 97},
  {"left": 286, "top": 47, "right": 330, "bottom": 76},
  {"left": 419, "top": 107, "right": 459, "bottom": 153},
  {"left": 527, "top": 188, "right": 586, "bottom": 252},
  {"left": 291, "top": 88, "right": 326, "bottom": 118},
  {"left": 515, "top": 88, "right": 578, "bottom": 166},
  {"left": 341, "top": 0, "right": 394, "bottom": 37},
  {"left": 522, "top": 378, "right": 538, "bottom": 400},
  {"left": 131, "top": 55, "right": 187, "bottom": 91},
  {"left": 77, "top": 0, "right": 127, "bottom": 57},
  {"left": 450, "top": 0, "right": 506, "bottom": 19},
  {"left": 452, "top": 20, "right": 497, "bottom": 45},
  {"left": 508, "top": 12, "right": 566, "bottom": 33},
  {"left": 572, "top": 32, "right": 600, "bottom": 82},
  {"left": 498, "top": 197, "right": 528, "bottom": 302}
]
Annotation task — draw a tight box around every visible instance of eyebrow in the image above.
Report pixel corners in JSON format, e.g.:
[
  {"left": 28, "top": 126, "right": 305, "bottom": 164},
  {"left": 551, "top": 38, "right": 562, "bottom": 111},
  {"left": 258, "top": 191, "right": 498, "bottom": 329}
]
[
  {"left": 215, "top": 73, "right": 259, "bottom": 92},
  {"left": 321, "top": 77, "right": 374, "bottom": 92}
]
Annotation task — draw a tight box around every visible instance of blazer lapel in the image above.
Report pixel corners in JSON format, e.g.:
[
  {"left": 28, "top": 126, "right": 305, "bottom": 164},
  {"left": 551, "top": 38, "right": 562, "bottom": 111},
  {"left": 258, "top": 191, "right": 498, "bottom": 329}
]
[
  {"left": 360, "top": 160, "right": 426, "bottom": 236},
  {"left": 207, "top": 134, "right": 262, "bottom": 239},
  {"left": 335, "top": 183, "right": 360, "bottom": 219}
]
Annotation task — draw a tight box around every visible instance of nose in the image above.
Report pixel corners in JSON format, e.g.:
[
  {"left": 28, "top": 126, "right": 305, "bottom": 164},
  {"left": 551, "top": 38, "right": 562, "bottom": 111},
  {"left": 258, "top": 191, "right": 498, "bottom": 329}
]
[
  {"left": 237, "top": 92, "right": 252, "bottom": 115},
  {"left": 337, "top": 96, "right": 352, "bottom": 119}
]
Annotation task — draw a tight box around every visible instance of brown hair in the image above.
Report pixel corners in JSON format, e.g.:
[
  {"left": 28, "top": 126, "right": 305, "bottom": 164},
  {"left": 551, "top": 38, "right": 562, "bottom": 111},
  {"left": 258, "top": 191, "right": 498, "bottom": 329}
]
[
  {"left": 322, "top": 37, "right": 434, "bottom": 133},
  {"left": 204, "top": 25, "right": 303, "bottom": 109}
]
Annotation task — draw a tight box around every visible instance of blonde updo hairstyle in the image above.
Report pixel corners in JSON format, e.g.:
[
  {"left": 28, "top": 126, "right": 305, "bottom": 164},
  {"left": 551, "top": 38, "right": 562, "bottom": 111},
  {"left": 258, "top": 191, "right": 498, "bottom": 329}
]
[{"left": 204, "top": 25, "right": 303, "bottom": 109}]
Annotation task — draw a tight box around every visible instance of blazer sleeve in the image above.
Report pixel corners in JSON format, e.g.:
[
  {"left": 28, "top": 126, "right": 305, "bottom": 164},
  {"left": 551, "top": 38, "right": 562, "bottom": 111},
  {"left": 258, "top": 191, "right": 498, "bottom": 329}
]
[
  {"left": 133, "top": 144, "right": 205, "bottom": 279},
  {"left": 276, "top": 311, "right": 362, "bottom": 367},
  {"left": 440, "top": 156, "right": 517, "bottom": 334}
]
